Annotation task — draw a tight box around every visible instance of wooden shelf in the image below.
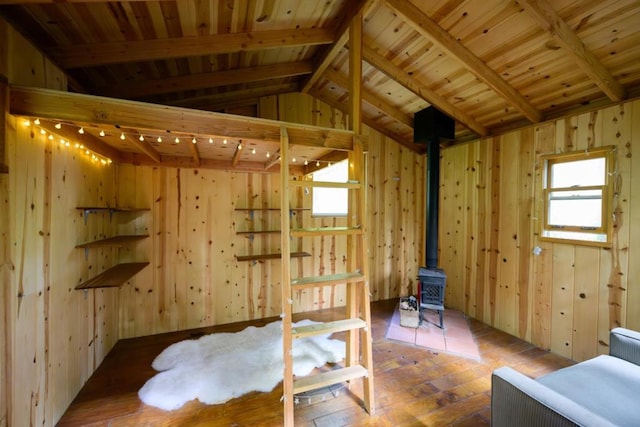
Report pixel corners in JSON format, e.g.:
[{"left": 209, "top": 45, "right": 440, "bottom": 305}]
[
  {"left": 235, "top": 252, "right": 310, "bottom": 262},
  {"left": 236, "top": 230, "right": 281, "bottom": 236},
  {"left": 290, "top": 226, "right": 362, "bottom": 237},
  {"left": 293, "top": 365, "right": 368, "bottom": 395},
  {"left": 289, "top": 180, "right": 361, "bottom": 189},
  {"left": 234, "top": 208, "right": 310, "bottom": 211},
  {"left": 75, "top": 262, "right": 149, "bottom": 290},
  {"left": 75, "top": 235, "right": 149, "bottom": 249},
  {"left": 291, "top": 272, "right": 365, "bottom": 288},
  {"left": 292, "top": 318, "right": 366, "bottom": 339}
]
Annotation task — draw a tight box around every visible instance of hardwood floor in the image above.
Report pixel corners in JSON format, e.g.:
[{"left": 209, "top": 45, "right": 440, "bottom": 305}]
[{"left": 57, "top": 299, "right": 574, "bottom": 426}]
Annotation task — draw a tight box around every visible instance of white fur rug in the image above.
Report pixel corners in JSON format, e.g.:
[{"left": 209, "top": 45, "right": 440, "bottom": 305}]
[{"left": 138, "top": 320, "right": 345, "bottom": 410}]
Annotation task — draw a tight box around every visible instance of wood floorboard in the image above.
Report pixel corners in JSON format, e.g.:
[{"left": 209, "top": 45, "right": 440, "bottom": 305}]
[{"left": 57, "top": 299, "right": 574, "bottom": 426}]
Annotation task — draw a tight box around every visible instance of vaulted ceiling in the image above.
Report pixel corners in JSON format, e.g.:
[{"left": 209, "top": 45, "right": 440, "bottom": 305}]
[{"left": 2, "top": 0, "right": 639, "bottom": 159}]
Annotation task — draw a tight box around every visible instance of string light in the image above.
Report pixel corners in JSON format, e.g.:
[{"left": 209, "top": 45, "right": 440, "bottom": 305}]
[
  {"left": 251, "top": 148, "right": 256, "bottom": 154},
  {"left": 120, "top": 133, "right": 126, "bottom": 140},
  {"left": 223, "top": 138, "right": 228, "bottom": 144},
  {"left": 40, "top": 128, "right": 46, "bottom": 135},
  {"left": 78, "top": 127, "right": 85, "bottom": 134},
  {"left": 304, "top": 159, "right": 308, "bottom": 165},
  {"left": 237, "top": 142, "right": 242, "bottom": 150},
  {"left": 192, "top": 137, "right": 197, "bottom": 144},
  {"left": 316, "top": 160, "right": 320, "bottom": 167},
  {"left": 23, "top": 119, "right": 31, "bottom": 126},
  {"left": 266, "top": 152, "right": 270, "bottom": 158},
  {"left": 54, "top": 123, "right": 62, "bottom": 129},
  {"left": 139, "top": 135, "right": 145, "bottom": 141},
  {"left": 157, "top": 136, "right": 162, "bottom": 143},
  {"left": 209, "top": 138, "right": 213, "bottom": 144},
  {"left": 292, "top": 157, "right": 296, "bottom": 162},
  {"left": 99, "top": 130, "right": 105, "bottom": 137},
  {"left": 34, "top": 118, "right": 40, "bottom": 125},
  {"left": 175, "top": 137, "right": 180, "bottom": 144},
  {"left": 48, "top": 134, "right": 54, "bottom": 141}
]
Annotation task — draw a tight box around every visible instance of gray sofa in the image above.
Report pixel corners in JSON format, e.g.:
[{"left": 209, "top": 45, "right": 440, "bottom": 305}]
[{"left": 491, "top": 328, "right": 640, "bottom": 427}]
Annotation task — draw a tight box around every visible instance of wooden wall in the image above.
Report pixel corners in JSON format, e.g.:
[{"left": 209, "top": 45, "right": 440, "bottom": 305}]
[
  {"left": 1, "top": 17, "right": 121, "bottom": 426},
  {"left": 117, "top": 93, "right": 426, "bottom": 338},
  {"left": 440, "top": 99, "right": 640, "bottom": 362},
  {"left": 116, "top": 95, "right": 425, "bottom": 338}
]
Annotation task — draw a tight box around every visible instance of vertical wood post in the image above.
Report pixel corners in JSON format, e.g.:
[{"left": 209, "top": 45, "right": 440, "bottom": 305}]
[
  {"left": 279, "top": 126, "right": 294, "bottom": 427},
  {"left": 0, "top": 76, "right": 8, "bottom": 173}
]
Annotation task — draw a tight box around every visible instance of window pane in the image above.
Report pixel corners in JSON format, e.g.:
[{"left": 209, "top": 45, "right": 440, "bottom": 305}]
[
  {"left": 312, "top": 160, "right": 348, "bottom": 216},
  {"left": 550, "top": 157, "right": 605, "bottom": 188},
  {"left": 548, "top": 197, "right": 602, "bottom": 227}
]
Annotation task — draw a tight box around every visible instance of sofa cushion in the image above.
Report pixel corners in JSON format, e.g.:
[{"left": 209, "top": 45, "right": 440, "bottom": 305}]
[{"left": 537, "top": 355, "right": 640, "bottom": 426}]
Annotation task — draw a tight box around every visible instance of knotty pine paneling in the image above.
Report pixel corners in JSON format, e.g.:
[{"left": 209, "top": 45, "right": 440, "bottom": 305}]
[
  {"left": 440, "top": 98, "right": 640, "bottom": 362},
  {"left": 118, "top": 93, "right": 426, "bottom": 339}
]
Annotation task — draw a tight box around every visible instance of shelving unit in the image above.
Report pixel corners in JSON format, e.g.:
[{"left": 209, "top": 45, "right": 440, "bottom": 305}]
[
  {"left": 234, "top": 207, "right": 310, "bottom": 262},
  {"left": 75, "top": 206, "right": 150, "bottom": 289}
]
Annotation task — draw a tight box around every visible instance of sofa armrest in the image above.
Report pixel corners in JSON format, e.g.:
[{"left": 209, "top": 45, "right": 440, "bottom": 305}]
[
  {"left": 491, "top": 367, "right": 615, "bottom": 427},
  {"left": 610, "top": 327, "right": 640, "bottom": 366}
]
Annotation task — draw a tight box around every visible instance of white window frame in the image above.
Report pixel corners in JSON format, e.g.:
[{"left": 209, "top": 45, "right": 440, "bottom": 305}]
[{"left": 541, "top": 146, "right": 615, "bottom": 247}]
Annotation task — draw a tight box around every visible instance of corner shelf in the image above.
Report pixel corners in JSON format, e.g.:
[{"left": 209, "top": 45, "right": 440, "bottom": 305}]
[
  {"left": 75, "top": 206, "right": 150, "bottom": 289},
  {"left": 235, "top": 252, "right": 311, "bottom": 262},
  {"left": 75, "top": 262, "right": 150, "bottom": 290}
]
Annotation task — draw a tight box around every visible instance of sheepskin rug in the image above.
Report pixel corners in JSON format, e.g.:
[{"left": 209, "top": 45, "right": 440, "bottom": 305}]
[{"left": 138, "top": 320, "right": 345, "bottom": 410}]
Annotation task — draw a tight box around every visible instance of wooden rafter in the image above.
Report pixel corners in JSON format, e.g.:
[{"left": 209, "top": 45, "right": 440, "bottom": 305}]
[
  {"left": 121, "top": 129, "right": 161, "bottom": 163},
  {"left": 231, "top": 143, "right": 242, "bottom": 167},
  {"left": 49, "top": 28, "right": 334, "bottom": 69},
  {"left": 384, "top": 0, "right": 543, "bottom": 124},
  {"left": 165, "top": 82, "right": 299, "bottom": 111},
  {"left": 300, "top": 0, "right": 374, "bottom": 93},
  {"left": 104, "top": 62, "right": 314, "bottom": 99},
  {"left": 38, "top": 120, "right": 122, "bottom": 162},
  {"left": 519, "top": 0, "right": 626, "bottom": 102},
  {"left": 362, "top": 45, "right": 488, "bottom": 137},
  {"left": 9, "top": 86, "right": 355, "bottom": 151},
  {"left": 323, "top": 68, "right": 413, "bottom": 128}
]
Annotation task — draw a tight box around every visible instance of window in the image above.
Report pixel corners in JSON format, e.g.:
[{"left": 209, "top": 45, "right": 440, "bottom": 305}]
[
  {"left": 541, "top": 146, "right": 615, "bottom": 246},
  {"left": 312, "top": 160, "right": 348, "bottom": 216}
]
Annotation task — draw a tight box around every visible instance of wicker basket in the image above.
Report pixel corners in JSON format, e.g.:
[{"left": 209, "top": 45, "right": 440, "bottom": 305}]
[{"left": 399, "top": 297, "right": 419, "bottom": 328}]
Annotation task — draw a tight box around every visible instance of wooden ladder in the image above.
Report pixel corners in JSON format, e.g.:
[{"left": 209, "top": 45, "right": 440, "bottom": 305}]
[{"left": 279, "top": 127, "right": 375, "bottom": 426}]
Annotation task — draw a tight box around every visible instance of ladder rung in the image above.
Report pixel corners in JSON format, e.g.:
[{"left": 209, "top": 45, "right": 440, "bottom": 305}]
[
  {"left": 289, "top": 180, "right": 361, "bottom": 189},
  {"left": 292, "top": 272, "right": 364, "bottom": 288},
  {"left": 293, "top": 365, "right": 368, "bottom": 395},
  {"left": 292, "top": 318, "right": 366, "bottom": 339},
  {"left": 290, "top": 226, "right": 362, "bottom": 237}
]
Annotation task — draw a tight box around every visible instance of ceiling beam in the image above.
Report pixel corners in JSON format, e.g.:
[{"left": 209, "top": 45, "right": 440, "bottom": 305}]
[
  {"left": 362, "top": 45, "right": 487, "bottom": 137},
  {"left": 48, "top": 28, "right": 334, "bottom": 69},
  {"left": 300, "top": 0, "right": 374, "bottom": 93},
  {"left": 384, "top": 0, "right": 543, "bottom": 124},
  {"left": 104, "top": 62, "right": 314, "bottom": 99},
  {"left": 323, "top": 68, "right": 413, "bottom": 128},
  {"left": 120, "top": 129, "right": 161, "bottom": 163},
  {"left": 310, "top": 89, "right": 422, "bottom": 152},
  {"left": 518, "top": 0, "right": 626, "bottom": 102},
  {"left": 10, "top": 85, "right": 355, "bottom": 151},
  {"left": 38, "top": 120, "right": 122, "bottom": 162}
]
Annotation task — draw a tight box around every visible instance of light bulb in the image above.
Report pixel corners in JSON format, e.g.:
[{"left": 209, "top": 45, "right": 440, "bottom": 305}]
[
  {"left": 120, "top": 133, "right": 126, "bottom": 140},
  {"left": 266, "top": 152, "right": 270, "bottom": 158},
  {"left": 48, "top": 134, "right": 53, "bottom": 140},
  {"left": 65, "top": 141, "right": 70, "bottom": 147},
  {"left": 192, "top": 138, "right": 197, "bottom": 144},
  {"left": 292, "top": 157, "right": 296, "bottom": 163},
  {"left": 223, "top": 139, "right": 227, "bottom": 144},
  {"left": 175, "top": 137, "right": 180, "bottom": 144},
  {"left": 23, "top": 119, "right": 31, "bottom": 126},
  {"left": 40, "top": 129, "right": 46, "bottom": 135},
  {"left": 99, "top": 130, "right": 105, "bottom": 137},
  {"left": 316, "top": 161, "right": 320, "bottom": 167},
  {"left": 55, "top": 123, "right": 62, "bottom": 129},
  {"left": 209, "top": 138, "right": 213, "bottom": 144},
  {"left": 251, "top": 148, "right": 256, "bottom": 154},
  {"left": 237, "top": 143, "right": 242, "bottom": 150},
  {"left": 139, "top": 135, "right": 144, "bottom": 141},
  {"left": 85, "top": 150, "right": 90, "bottom": 155},
  {"left": 304, "top": 159, "right": 308, "bottom": 165},
  {"left": 34, "top": 118, "right": 40, "bottom": 125},
  {"left": 157, "top": 136, "right": 162, "bottom": 143},
  {"left": 78, "top": 127, "right": 85, "bottom": 134}
]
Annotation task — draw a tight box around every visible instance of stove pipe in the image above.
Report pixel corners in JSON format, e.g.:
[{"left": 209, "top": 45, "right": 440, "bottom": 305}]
[{"left": 414, "top": 107, "right": 455, "bottom": 269}]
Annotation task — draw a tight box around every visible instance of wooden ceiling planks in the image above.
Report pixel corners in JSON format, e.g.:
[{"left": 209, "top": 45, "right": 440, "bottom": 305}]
[{"left": 1, "top": 0, "right": 639, "bottom": 165}]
